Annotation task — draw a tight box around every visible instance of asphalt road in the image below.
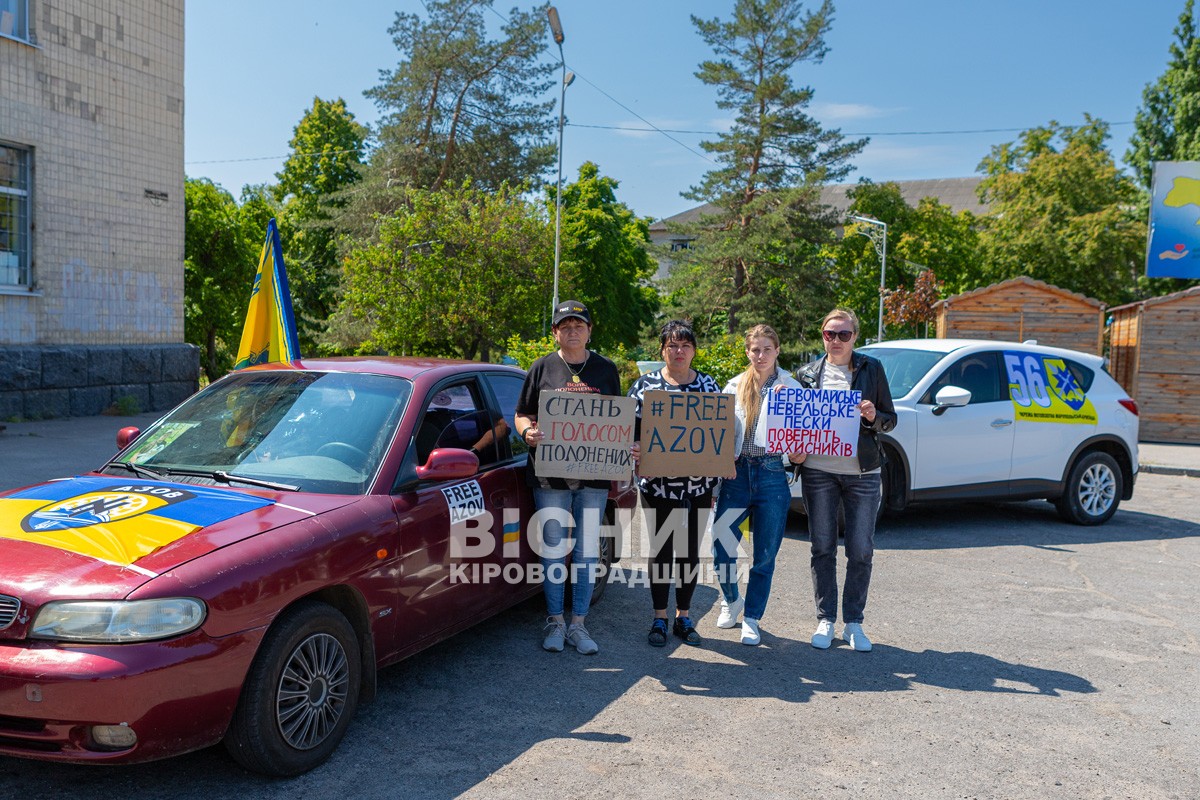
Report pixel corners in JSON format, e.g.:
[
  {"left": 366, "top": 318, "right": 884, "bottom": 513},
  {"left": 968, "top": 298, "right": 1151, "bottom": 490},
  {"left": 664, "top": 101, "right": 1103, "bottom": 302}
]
[{"left": 0, "top": 427, "right": 1197, "bottom": 798}]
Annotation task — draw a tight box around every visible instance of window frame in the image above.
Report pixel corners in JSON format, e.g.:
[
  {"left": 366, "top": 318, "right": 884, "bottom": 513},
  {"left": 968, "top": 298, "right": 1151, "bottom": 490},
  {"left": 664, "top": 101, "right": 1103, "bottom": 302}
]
[
  {"left": 0, "top": 141, "right": 32, "bottom": 288},
  {"left": 0, "top": 0, "right": 30, "bottom": 43}
]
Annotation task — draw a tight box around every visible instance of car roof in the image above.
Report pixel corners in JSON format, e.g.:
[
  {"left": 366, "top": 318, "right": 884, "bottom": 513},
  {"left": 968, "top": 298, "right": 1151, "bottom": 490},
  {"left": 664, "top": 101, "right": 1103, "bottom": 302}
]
[
  {"left": 862, "top": 338, "right": 1105, "bottom": 369},
  {"left": 239, "top": 357, "right": 525, "bottom": 381}
]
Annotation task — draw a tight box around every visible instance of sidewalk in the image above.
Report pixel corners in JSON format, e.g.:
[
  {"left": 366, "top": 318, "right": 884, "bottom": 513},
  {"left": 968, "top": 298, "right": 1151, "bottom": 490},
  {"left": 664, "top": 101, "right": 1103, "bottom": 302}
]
[{"left": 1137, "top": 441, "right": 1200, "bottom": 478}]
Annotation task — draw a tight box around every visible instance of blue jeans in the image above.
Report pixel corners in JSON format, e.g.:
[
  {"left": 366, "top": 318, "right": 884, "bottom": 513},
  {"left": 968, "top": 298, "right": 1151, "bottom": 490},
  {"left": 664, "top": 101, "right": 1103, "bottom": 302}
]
[
  {"left": 711, "top": 455, "right": 791, "bottom": 621},
  {"left": 533, "top": 486, "right": 608, "bottom": 619},
  {"left": 801, "top": 467, "right": 881, "bottom": 624}
]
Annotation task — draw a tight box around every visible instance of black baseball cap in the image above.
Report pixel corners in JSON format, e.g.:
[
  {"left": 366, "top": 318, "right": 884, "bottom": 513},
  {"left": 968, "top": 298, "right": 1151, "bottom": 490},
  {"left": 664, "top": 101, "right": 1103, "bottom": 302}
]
[{"left": 552, "top": 300, "right": 591, "bottom": 326}]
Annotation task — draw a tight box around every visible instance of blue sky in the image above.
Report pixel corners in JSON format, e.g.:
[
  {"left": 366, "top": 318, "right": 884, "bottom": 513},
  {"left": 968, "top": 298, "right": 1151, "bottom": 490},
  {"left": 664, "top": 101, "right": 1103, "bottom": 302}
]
[{"left": 185, "top": 1, "right": 1186, "bottom": 221}]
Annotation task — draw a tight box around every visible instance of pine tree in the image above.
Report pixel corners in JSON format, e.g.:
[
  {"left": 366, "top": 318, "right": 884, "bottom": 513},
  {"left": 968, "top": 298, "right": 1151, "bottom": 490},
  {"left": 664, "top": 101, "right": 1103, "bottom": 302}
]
[{"left": 676, "top": 0, "right": 865, "bottom": 337}]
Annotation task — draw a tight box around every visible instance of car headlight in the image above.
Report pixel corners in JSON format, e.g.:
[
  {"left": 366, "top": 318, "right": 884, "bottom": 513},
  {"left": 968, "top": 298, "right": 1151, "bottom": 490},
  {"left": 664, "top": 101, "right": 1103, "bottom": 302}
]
[{"left": 30, "top": 598, "right": 207, "bottom": 643}]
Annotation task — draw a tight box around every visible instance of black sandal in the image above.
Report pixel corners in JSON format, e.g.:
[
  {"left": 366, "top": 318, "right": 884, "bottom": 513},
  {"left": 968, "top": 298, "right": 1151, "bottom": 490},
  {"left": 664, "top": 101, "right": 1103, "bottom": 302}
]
[
  {"left": 648, "top": 618, "right": 669, "bottom": 647},
  {"left": 673, "top": 616, "right": 702, "bottom": 646}
]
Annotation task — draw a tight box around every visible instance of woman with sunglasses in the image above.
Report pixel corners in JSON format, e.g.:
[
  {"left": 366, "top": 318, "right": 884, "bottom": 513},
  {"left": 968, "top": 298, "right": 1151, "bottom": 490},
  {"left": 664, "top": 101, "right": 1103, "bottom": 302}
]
[
  {"left": 795, "top": 309, "right": 897, "bottom": 652},
  {"left": 710, "top": 324, "right": 804, "bottom": 646}
]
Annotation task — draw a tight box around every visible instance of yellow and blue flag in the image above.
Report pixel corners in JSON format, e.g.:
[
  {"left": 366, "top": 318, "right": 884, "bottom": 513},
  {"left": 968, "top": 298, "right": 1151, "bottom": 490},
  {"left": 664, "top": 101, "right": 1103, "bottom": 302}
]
[{"left": 234, "top": 218, "right": 301, "bottom": 369}]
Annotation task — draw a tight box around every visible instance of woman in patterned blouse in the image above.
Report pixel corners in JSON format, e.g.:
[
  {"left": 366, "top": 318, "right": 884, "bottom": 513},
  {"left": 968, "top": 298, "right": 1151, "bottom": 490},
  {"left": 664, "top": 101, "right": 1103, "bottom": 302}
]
[{"left": 628, "top": 320, "right": 721, "bottom": 647}]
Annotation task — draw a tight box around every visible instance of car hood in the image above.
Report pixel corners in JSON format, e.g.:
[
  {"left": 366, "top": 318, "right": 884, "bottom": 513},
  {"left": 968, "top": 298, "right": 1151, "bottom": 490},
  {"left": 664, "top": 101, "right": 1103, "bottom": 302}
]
[{"left": 0, "top": 475, "right": 356, "bottom": 603}]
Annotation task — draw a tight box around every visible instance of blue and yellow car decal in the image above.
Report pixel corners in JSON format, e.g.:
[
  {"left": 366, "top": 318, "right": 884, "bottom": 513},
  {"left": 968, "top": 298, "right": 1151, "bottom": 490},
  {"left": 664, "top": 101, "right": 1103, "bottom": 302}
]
[
  {"left": 0, "top": 477, "right": 274, "bottom": 566},
  {"left": 1003, "top": 351, "right": 1098, "bottom": 425}
]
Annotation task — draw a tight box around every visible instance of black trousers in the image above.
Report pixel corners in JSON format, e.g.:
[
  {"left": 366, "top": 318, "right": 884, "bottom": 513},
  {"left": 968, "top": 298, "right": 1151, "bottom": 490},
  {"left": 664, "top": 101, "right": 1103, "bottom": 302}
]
[{"left": 640, "top": 490, "right": 713, "bottom": 613}]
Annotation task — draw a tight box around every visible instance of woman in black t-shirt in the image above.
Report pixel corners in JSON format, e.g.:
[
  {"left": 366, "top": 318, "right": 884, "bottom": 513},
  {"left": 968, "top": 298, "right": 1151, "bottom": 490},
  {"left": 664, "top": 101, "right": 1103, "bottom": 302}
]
[{"left": 514, "top": 300, "right": 621, "bottom": 656}]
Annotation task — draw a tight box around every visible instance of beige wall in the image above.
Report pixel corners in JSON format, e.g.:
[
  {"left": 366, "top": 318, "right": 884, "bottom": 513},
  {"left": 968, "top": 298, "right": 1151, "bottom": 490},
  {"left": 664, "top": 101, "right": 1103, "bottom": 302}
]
[{"left": 0, "top": 0, "right": 184, "bottom": 345}]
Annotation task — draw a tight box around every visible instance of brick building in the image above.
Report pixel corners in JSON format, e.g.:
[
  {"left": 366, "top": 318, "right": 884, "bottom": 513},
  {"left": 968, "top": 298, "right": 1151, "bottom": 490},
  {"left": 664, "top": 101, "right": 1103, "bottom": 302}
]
[{"left": 0, "top": 0, "right": 197, "bottom": 420}]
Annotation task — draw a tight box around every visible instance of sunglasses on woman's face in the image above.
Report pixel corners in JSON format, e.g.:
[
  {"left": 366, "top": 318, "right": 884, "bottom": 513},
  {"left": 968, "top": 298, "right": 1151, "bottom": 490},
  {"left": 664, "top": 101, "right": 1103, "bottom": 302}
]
[{"left": 822, "top": 329, "right": 855, "bottom": 342}]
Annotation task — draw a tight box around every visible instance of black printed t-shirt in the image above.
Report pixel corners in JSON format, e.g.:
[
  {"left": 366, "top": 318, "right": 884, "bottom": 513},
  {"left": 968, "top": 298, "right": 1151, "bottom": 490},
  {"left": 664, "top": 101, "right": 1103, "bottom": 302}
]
[
  {"left": 627, "top": 369, "right": 722, "bottom": 500},
  {"left": 516, "top": 350, "right": 622, "bottom": 490}
]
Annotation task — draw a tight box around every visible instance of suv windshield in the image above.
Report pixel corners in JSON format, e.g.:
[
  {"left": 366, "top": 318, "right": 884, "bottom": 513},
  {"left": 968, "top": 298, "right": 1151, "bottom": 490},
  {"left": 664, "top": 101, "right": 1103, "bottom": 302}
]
[
  {"left": 109, "top": 371, "right": 412, "bottom": 494},
  {"left": 859, "top": 346, "right": 956, "bottom": 398}
]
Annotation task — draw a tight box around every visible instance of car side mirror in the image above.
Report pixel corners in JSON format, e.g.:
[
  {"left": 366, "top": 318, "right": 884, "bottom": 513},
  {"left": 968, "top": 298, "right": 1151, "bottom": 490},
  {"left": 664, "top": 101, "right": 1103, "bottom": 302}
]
[
  {"left": 117, "top": 426, "right": 141, "bottom": 449},
  {"left": 416, "top": 448, "right": 479, "bottom": 482},
  {"left": 931, "top": 386, "right": 971, "bottom": 416}
]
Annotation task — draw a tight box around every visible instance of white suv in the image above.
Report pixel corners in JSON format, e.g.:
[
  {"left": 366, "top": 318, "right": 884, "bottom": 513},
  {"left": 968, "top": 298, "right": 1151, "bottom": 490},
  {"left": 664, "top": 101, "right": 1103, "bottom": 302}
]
[{"left": 789, "top": 339, "right": 1139, "bottom": 525}]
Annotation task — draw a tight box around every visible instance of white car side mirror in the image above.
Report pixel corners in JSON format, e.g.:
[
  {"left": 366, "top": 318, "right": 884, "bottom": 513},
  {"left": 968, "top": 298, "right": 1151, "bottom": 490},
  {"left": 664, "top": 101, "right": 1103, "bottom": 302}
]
[{"left": 932, "top": 385, "right": 972, "bottom": 416}]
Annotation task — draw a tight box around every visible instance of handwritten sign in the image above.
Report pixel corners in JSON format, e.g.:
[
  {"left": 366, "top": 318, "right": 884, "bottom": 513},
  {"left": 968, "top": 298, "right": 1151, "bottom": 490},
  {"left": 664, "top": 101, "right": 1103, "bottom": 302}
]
[
  {"left": 639, "top": 390, "right": 736, "bottom": 478},
  {"left": 764, "top": 387, "right": 861, "bottom": 457},
  {"left": 535, "top": 391, "right": 636, "bottom": 480}
]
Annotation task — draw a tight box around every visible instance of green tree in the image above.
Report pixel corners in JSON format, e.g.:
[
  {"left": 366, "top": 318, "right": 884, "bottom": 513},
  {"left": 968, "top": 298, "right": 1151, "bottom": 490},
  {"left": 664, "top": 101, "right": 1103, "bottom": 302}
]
[
  {"left": 826, "top": 181, "right": 982, "bottom": 341},
  {"left": 554, "top": 162, "right": 659, "bottom": 349},
  {"left": 976, "top": 117, "right": 1145, "bottom": 305},
  {"left": 365, "top": 0, "right": 555, "bottom": 193},
  {"left": 341, "top": 183, "right": 553, "bottom": 360},
  {"left": 678, "top": 0, "right": 865, "bottom": 336},
  {"left": 183, "top": 178, "right": 260, "bottom": 380},
  {"left": 1127, "top": 0, "right": 1200, "bottom": 190},
  {"left": 1125, "top": 0, "right": 1200, "bottom": 297},
  {"left": 274, "top": 97, "right": 368, "bottom": 352}
]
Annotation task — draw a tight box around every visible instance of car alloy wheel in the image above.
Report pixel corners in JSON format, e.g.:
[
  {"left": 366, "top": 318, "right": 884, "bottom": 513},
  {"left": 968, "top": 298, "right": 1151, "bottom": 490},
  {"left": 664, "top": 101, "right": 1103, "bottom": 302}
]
[
  {"left": 225, "top": 600, "right": 362, "bottom": 776},
  {"left": 276, "top": 632, "right": 351, "bottom": 750},
  {"left": 1057, "top": 451, "right": 1122, "bottom": 526}
]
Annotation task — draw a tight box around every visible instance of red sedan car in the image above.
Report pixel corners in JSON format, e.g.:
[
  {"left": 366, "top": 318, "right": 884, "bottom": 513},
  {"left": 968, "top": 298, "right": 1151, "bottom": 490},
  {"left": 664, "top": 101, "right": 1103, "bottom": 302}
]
[{"left": 0, "top": 358, "right": 634, "bottom": 775}]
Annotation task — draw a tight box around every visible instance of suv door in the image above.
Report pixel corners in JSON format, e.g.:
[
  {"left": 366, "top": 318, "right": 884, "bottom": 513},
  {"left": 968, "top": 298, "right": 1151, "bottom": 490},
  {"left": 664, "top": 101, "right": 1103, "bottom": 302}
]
[
  {"left": 913, "top": 351, "right": 1015, "bottom": 494},
  {"left": 1006, "top": 351, "right": 1097, "bottom": 486}
]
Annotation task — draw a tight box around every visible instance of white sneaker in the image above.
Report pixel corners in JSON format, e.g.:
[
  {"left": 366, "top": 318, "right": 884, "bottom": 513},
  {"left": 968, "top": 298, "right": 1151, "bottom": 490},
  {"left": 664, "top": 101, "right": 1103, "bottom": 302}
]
[
  {"left": 740, "top": 618, "right": 761, "bottom": 646},
  {"left": 566, "top": 623, "right": 599, "bottom": 655},
  {"left": 542, "top": 617, "right": 566, "bottom": 652},
  {"left": 717, "top": 596, "right": 744, "bottom": 629},
  {"left": 842, "top": 622, "right": 872, "bottom": 652},
  {"left": 811, "top": 619, "right": 835, "bottom": 650}
]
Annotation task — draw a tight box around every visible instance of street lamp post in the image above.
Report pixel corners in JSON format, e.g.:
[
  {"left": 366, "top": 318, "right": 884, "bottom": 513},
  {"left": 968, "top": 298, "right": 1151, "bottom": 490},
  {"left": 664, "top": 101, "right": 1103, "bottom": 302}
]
[
  {"left": 547, "top": 7, "right": 574, "bottom": 311},
  {"left": 848, "top": 214, "right": 888, "bottom": 342}
]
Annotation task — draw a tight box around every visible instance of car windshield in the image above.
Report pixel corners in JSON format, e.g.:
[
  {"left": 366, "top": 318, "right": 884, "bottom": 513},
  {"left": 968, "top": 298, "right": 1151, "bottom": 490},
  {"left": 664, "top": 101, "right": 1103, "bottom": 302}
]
[
  {"left": 107, "top": 371, "right": 412, "bottom": 494},
  {"left": 859, "top": 346, "right": 955, "bottom": 398}
]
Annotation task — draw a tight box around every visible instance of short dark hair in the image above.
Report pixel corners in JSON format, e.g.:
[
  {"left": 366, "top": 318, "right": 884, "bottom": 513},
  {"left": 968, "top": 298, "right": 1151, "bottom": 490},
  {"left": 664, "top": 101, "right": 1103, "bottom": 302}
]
[{"left": 658, "top": 319, "right": 697, "bottom": 352}]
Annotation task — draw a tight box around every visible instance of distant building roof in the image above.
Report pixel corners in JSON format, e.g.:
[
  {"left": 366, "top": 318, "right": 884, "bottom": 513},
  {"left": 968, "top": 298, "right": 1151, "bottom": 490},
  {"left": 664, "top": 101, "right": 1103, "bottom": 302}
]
[
  {"left": 648, "top": 176, "right": 988, "bottom": 232},
  {"left": 933, "top": 276, "right": 1104, "bottom": 310}
]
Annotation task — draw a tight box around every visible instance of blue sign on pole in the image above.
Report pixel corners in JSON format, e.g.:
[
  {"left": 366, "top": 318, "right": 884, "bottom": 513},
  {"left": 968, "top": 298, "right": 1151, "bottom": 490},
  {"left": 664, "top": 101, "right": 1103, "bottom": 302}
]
[{"left": 1147, "top": 161, "right": 1200, "bottom": 279}]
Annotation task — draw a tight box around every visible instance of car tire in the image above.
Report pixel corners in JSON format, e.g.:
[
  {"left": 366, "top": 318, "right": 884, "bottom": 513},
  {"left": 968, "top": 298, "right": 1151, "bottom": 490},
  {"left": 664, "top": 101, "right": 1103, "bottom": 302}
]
[
  {"left": 225, "top": 600, "right": 361, "bottom": 777},
  {"left": 1055, "top": 451, "right": 1122, "bottom": 526}
]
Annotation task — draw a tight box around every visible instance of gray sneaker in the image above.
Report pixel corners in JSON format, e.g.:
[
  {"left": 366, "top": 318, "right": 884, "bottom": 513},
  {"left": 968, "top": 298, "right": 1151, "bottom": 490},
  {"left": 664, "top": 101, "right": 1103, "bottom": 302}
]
[
  {"left": 543, "top": 617, "right": 566, "bottom": 652},
  {"left": 566, "top": 622, "right": 599, "bottom": 655}
]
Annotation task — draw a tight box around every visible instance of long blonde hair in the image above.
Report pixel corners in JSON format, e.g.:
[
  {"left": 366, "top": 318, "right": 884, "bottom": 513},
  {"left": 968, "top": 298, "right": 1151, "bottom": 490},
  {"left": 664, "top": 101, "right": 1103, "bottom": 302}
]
[{"left": 737, "top": 324, "right": 781, "bottom": 422}]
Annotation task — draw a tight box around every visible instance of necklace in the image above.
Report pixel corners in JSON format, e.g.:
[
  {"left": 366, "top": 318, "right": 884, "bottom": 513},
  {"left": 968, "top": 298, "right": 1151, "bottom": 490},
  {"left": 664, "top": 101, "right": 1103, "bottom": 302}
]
[{"left": 558, "top": 350, "right": 589, "bottom": 384}]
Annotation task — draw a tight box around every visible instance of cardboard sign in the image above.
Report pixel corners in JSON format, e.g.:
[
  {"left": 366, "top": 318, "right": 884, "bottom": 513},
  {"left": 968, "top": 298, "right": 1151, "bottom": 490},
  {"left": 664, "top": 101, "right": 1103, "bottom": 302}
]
[
  {"left": 639, "top": 390, "right": 736, "bottom": 478},
  {"left": 764, "top": 387, "right": 861, "bottom": 457},
  {"left": 534, "top": 391, "right": 636, "bottom": 480}
]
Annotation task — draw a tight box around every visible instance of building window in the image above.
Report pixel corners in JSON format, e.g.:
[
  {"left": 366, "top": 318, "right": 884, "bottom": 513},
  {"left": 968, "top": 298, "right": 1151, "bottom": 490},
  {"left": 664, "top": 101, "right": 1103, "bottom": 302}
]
[
  {"left": 669, "top": 239, "right": 693, "bottom": 252},
  {"left": 0, "top": 143, "right": 31, "bottom": 286},
  {"left": 0, "top": 0, "right": 28, "bottom": 41}
]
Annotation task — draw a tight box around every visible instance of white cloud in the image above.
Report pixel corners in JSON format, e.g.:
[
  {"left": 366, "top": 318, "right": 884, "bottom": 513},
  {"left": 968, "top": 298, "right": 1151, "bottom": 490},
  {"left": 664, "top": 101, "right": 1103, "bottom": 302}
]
[
  {"left": 811, "top": 102, "right": 902, "bottom": 122},
  {"left": 610, "top": 118, "right": 695, "bottom": 139}
]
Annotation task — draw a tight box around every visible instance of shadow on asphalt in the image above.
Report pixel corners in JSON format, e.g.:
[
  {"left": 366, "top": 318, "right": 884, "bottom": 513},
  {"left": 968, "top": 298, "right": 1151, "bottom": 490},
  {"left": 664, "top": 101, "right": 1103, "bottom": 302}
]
[
  {"left": 0, "top": 571, "right": 1098, "bottom": 800},
  {"left": 815, "top": 501, "right": 1200, "bottom": 551}
]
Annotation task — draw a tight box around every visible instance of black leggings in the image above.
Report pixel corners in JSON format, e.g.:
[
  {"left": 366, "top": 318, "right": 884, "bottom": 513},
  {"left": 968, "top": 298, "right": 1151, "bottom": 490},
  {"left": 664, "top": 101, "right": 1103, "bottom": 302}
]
[{"left": 640, "top": 490, "right": 713, "bottom": 613}]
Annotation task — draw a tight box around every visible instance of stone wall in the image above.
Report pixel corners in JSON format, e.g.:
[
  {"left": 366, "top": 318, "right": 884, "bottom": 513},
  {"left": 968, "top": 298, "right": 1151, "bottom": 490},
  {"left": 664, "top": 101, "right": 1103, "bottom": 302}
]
[{"left": 0, "top": 343, "right": 198, "bottom": 420}]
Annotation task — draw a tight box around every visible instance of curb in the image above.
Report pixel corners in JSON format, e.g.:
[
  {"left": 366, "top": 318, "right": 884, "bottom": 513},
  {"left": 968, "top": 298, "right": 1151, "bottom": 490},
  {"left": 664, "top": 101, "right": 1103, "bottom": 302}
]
[{"left": 1139, "top": 463, "right": 1200, "bottom": 479}]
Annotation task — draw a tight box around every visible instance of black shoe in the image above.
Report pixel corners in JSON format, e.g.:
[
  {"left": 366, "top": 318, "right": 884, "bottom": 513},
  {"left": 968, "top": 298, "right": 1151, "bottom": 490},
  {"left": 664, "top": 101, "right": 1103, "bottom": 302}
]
[
  {"left": 648, "top": 618, "right": 669, "bottom": 647},
  {"left": 672, "top": 616, "right": 702, "bottom": 646}
]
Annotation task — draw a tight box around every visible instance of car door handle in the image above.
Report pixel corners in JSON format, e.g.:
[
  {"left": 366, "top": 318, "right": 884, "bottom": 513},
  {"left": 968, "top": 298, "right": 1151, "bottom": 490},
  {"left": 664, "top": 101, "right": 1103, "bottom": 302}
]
[{"left": 990, "top": 419, "right": 1013, "bottom": 428}]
